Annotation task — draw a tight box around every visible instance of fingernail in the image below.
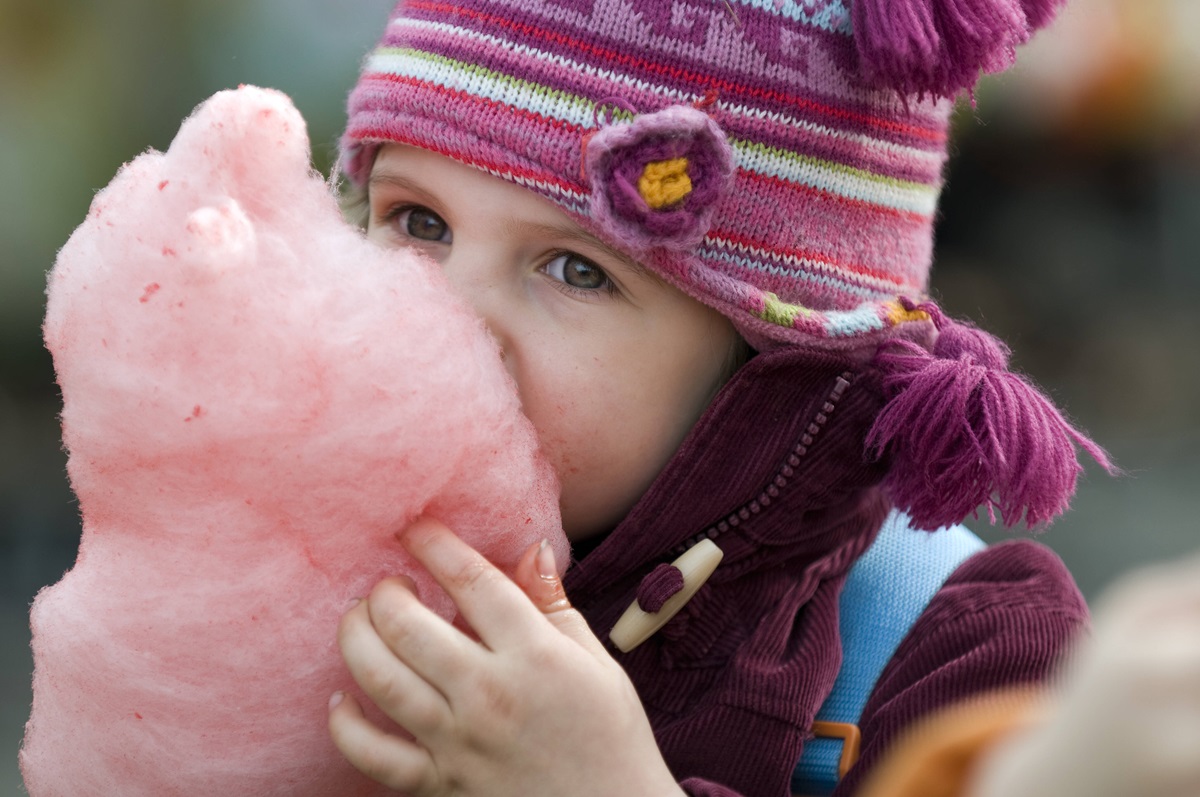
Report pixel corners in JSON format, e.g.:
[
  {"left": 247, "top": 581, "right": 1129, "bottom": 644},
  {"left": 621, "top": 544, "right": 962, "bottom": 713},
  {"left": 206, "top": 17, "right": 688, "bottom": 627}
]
[
  {"left": 535, "top": 539, "right": 557, "bottom": 581},
  {"left": 345, "top": 597, "right": 361, "bottom": 611},
  {"left": 328, "top": 691, "right": 344, "bottom": 710}
]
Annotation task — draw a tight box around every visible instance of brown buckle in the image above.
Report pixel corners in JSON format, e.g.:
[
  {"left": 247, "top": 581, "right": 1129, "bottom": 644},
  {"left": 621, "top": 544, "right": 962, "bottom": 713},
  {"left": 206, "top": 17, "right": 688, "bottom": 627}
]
[
  {"left": 811, "top": 720, "right": 862, "bottom": 779},
  {"left": 791, "top": 721, "right": 863, "bottom": 797}
]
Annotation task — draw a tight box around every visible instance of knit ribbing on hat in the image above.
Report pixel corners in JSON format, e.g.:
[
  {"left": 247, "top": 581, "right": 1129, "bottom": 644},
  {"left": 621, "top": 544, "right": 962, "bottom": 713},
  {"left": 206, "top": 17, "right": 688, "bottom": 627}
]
[{"left": 343, "top": 0, "right": 964, "bottom": 349}]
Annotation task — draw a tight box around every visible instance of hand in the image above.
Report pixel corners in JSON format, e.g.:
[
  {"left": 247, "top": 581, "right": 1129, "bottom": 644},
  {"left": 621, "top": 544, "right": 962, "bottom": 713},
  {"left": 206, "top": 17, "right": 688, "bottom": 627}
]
[
  {"left": 329, "top": 517, "right": 685, "bottom": 797},
  {"left": 971, "top": 552, "right": 1200, "bottom": 797}
]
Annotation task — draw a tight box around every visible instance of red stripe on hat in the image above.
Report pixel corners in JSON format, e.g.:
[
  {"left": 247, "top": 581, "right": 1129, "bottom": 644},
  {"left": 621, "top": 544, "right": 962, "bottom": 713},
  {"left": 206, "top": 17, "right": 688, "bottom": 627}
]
[
  {"left": 363, "top": 71, "right": 586, "bottom": 135},
  {"left": 737, "top": 167, "right": 932, "bottom": 225},
  {"left": 708, "top": 229, "right": 911, "bottom": 288},
  {"left": 407, "top": 0, "right": 947, "bottom": 143},
  {"left": 350, "top": 123, "right": 583, "bottom": 196}
]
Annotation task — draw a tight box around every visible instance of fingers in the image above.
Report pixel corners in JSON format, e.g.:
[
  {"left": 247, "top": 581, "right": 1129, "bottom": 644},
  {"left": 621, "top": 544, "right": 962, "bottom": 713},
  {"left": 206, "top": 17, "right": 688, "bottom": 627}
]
[
  {"left": 327, "top": 690, "right": 437, "bottom": 794},
  {"left": 512, "top": 538, "right": 611, "bottom": 660},
  {"left": 400, "top": 517, "right": 550, "bottom": 650},
  {"left": 368, "top": 575, "right": 482, "bottom": 687},
  {"left": 513, "top": 539, "right": 572, "bottom": 614},
  {"left": 338, "top": 585, "right": 460, "bottom": 737},
  {"left": 402, "top": 517, "right": 612, "bottom": 660}
]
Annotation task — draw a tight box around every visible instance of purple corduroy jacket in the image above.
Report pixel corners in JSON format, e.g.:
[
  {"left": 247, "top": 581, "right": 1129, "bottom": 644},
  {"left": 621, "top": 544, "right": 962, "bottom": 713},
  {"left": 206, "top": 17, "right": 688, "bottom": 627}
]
[{"left": 563, "top": 345, "right": 1089, "bottom": 797}]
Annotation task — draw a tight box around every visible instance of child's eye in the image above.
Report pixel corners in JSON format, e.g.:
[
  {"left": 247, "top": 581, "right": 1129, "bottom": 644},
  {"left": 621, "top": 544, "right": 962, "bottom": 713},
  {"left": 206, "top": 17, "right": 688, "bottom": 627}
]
[
  {"left": 543, "top": 253, "right": 614, "bottom": 294},
  {"left": 389, "top": 205, "right": 451, "bottom": 243}
]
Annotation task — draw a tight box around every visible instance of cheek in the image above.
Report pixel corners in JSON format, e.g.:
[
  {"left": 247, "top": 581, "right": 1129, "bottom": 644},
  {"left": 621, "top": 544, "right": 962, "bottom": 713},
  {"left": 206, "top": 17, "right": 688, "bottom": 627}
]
[
  {"left": 523, "top": 353, "right": 707, "bottom": 540},
  {"left": 504, "top": 311, "right": 734, "bottom": 541},
  {"left": 517, "top": 360, "right": 607, "bottom": 480},
  {"left": 512, "top": 355, "right": 649, "bottom": 538}
]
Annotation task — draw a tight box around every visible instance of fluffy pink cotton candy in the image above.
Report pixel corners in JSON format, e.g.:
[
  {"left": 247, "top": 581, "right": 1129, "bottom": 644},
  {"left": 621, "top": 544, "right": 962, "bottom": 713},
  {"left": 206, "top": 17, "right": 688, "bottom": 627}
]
[{"left": 21, "top": 85, "right": 566, "bottom": 797}]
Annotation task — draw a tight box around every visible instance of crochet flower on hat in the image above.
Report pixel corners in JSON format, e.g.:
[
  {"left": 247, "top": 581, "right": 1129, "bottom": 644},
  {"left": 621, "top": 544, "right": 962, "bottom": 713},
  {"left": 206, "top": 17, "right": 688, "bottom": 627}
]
[{"left": 583, "top": 104, "right": 734, "bottom": 252}]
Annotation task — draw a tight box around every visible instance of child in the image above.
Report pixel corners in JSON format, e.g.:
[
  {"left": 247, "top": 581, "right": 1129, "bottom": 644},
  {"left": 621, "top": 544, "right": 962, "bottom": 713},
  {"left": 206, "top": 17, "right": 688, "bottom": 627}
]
[{"left": 326, "top": 1, "right": 1121, "bottom": 795}]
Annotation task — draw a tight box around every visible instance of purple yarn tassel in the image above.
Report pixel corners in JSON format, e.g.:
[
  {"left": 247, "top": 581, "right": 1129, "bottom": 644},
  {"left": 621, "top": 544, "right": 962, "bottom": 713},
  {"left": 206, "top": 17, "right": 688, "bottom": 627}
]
[
  {"left": 1019, "top": 0, "right": 1069, "bottom": 33},
  {"left": 851, "top": 0, "right": 1065, "bottom": 98},
  {"left": 867, "top": 303, "right": 1115, "bottom": 531}
]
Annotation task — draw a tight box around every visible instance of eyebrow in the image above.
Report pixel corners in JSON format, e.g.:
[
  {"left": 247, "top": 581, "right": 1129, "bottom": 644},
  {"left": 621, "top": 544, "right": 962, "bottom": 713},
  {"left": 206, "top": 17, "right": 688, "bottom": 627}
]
[{"left": 366, "top": 171, "right": 442, "bottom": 208}]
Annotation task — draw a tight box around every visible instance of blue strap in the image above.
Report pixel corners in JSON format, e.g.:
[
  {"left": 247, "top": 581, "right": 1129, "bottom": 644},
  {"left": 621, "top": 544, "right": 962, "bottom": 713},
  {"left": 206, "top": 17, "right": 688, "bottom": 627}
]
[{"left": 790, "top": 509, "right": 986, "bottom": 796}]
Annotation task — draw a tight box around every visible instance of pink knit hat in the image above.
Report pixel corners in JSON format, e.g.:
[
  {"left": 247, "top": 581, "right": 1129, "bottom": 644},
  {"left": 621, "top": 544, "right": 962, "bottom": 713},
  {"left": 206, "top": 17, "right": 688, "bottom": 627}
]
[
  {"left": 342, "top": 0, "right": 1115, "bottom": 529},
  {"left": 342, "top": 0, "right": 1067, "bottom": 352}
]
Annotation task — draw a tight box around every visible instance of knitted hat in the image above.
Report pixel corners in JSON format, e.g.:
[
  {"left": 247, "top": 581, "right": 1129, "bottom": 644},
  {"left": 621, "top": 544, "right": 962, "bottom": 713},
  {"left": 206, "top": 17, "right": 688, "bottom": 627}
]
[
  {"left": 342, "top": 0, "right": 1067, "bottom": 352},
  {"left": 342, "top": 0, "right": 1114, "bottom": 529}
]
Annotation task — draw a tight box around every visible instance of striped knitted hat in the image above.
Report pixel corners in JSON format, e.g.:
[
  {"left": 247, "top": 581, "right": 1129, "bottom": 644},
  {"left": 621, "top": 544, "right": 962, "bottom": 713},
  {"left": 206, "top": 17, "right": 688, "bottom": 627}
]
[
  {"left": 342, "top": 0, "right": 1115, "bottom": 530},
  {"left": 342, "top": 0, "right": 1066, "bottom": 352}
]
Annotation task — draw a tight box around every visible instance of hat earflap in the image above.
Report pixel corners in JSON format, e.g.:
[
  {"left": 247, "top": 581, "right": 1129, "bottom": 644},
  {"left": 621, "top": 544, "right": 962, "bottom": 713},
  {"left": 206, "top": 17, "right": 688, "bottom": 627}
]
[
  {"left": 866, "top": 301, "right": 1115, "bottom": 531},
  {"left": 851, "top": 0, "right": 1068, "bottom": 98}
]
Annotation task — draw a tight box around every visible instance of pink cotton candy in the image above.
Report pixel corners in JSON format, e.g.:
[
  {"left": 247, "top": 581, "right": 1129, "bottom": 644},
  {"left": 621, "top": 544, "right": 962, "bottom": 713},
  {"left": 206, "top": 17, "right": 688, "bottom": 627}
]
[{"left": 22, "top": 85, "right": 566, "bottom": 797}]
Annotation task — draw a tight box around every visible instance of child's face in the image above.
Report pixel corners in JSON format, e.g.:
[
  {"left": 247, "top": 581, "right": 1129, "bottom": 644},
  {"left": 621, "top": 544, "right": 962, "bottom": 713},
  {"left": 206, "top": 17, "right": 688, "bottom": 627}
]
[{"left": 366, "top": 145, "right": 739, "bottom": 542}]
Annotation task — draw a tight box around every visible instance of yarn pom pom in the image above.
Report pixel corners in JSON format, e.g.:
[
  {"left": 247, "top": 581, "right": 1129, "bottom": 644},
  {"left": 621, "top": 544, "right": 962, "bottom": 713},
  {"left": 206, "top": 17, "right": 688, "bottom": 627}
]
[
  {"left": 866, "top": 303, "right": 1114, "bottom": 530},
  {"left": 851, "top": 0, "right": 1068, "bottom": 98},
  {"left": 1018, "top": 0, "right": 1068, "bottom": 33}
]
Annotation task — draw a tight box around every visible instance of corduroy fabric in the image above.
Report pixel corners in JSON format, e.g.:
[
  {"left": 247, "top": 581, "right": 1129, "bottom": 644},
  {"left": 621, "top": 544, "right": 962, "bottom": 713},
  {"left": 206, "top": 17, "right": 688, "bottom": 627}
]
[
  {"left": 566, "top": 344, "right": 894, "bottom": 795},
  {"left": 560, "top": 348, "right": 1088, "bottom": 795},
  {"left": 342, "top": 0, "right": 955, "bottom": 351},
  {"left": 832, "top": 539, "right": 1089, "bottom": 796}
]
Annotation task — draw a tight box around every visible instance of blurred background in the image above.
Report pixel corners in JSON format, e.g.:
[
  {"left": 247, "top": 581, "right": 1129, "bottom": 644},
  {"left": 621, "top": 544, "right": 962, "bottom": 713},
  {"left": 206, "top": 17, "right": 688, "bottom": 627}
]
[{"left": 1, "top": 0, "right": 1197, "bottom": 793}]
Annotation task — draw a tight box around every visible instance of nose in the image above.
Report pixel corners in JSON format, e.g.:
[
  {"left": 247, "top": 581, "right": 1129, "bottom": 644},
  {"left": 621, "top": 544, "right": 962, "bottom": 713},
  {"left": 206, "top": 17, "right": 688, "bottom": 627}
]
[{"left": 438, "top": 250, "right": 513, "bottom": 365}]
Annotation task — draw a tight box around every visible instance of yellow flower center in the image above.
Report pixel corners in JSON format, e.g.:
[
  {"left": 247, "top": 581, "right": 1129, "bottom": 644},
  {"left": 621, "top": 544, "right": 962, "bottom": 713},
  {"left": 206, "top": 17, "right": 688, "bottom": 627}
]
[
  {"left": 638, "top": 158, "right": 692, "bottom": 209},
  {"left": 884, "top": 300, "right": 932, "bottom": 325}
]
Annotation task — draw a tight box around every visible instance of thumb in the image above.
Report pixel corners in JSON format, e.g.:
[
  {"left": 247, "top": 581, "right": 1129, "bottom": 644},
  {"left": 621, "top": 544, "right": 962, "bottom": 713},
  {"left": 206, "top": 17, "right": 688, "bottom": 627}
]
[{"left": 514, "top": 539, "right": 610, "bottom": 658}]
